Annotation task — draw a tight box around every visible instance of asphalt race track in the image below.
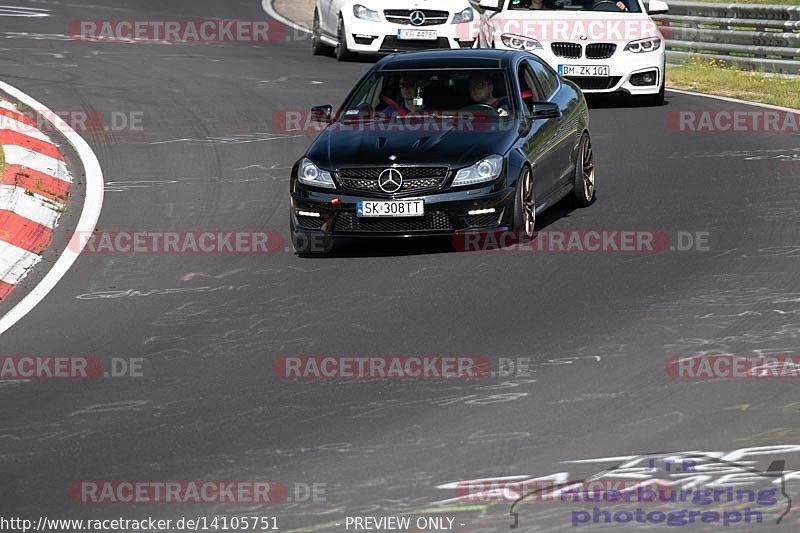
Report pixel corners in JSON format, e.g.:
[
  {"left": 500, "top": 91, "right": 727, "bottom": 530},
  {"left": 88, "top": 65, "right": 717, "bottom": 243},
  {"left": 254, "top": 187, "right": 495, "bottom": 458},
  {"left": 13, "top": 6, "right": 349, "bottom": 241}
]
[{"left": 1, "top": 1, "right": 800, "bottom": 531}]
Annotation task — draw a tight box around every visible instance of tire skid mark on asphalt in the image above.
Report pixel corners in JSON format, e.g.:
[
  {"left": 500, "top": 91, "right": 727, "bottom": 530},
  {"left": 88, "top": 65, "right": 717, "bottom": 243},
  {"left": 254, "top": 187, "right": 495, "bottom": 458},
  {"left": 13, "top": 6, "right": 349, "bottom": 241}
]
[
  {"left": 0, "top": 6, "right": 49, "bottom": 18},
  {"left": 148, "top": 132, "right": 302, "bottom": 145}
]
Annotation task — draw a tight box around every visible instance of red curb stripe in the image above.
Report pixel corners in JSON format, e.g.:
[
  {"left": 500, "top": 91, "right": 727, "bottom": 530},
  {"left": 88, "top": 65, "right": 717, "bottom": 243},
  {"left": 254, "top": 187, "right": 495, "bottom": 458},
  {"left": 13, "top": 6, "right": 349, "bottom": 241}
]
[
  {"left": 0, "top": 130, "right": 62, "bottom": 161},
  {"left": 0, "top": 280, "right": 15, "bottom": 300},
  {"left": 0, "top": 107, "right": 37, "bottom": 127},
  {"left": 3, "top": 165, "right": 70, "bottom": 202},
  {"left": 0, "top": 210, "right": 53, "bottom": 254}
]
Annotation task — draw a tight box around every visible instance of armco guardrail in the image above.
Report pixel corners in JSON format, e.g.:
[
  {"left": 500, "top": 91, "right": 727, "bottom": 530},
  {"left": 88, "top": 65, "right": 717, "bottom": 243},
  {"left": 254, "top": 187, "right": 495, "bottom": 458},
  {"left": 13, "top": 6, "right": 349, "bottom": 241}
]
[{"left": 653, "top": 1, "right": 800, "bottom": 75}]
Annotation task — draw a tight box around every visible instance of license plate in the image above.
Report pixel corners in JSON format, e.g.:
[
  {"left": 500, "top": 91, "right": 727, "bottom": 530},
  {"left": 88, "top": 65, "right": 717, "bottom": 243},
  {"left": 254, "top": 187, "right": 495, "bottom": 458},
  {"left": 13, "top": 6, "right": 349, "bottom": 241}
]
[
  {"left": 357, "top": 200, "right": 425, "bottom": 217},
  {"left": 558, "top": 65, "right": 610, "bottom": 77},
  {"left": 397, "top": 29, "right": 437, "bottom": 41}
]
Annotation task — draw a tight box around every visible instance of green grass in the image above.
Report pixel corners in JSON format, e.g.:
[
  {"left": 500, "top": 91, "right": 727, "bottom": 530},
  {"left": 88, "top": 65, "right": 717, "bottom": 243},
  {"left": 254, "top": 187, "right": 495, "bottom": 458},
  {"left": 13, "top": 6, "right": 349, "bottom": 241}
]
[
  {"left": 667, "top": 56, "right": 800, "bottom": 109},
  {"left": 691, "top": 0, "right": 798, "bottom": 4},
  {"left": 0, "top": 144, "right": 5, "bottom": 176}
]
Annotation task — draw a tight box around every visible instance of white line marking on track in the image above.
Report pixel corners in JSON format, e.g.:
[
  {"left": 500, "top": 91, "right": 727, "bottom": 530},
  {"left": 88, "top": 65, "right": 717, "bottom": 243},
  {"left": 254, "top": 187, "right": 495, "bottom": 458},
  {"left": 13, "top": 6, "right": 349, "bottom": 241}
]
[
  {"left": 0, "top": 81, "right": 104, "bottom": 337},
  {"left": 666, "top": 89, "right": 800, "bottom": 114},
  {"left": 0, "top": 5, "right": 49, "bottom": 17}
]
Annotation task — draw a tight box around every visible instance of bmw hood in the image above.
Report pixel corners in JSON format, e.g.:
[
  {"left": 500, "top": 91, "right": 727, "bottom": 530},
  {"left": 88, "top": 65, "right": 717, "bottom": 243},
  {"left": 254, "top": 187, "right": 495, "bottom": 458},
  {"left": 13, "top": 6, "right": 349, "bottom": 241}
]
[
  {"left": 305, "top": 119, "right": 518, "bottom": 170},
  {"left": 486, "top": 11, "right": 662, "bottom": 44}
]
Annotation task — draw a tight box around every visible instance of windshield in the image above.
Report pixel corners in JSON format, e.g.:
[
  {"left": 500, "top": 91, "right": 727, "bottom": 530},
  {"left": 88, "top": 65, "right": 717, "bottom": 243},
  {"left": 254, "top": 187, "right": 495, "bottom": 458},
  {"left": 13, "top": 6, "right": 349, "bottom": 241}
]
[
  {"left": 339, "top": 68, "right": 516, "bottom": 122},
  {"left": 508, "top": 0, "right": 643, "bottom": 14}
]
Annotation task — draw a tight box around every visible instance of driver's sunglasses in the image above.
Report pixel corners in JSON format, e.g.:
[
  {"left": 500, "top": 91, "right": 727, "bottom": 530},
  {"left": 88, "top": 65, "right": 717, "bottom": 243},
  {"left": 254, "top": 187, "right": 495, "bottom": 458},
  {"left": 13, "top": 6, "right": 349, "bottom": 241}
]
[{"left": 399, "top": 82, "right": 417, "bottom": 88}]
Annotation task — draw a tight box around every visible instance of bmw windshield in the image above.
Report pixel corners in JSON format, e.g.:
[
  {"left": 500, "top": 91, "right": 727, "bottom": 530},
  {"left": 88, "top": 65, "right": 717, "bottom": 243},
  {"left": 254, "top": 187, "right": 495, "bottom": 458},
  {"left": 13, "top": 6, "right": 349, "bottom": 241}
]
[{"left": 508, "top": 0, "right": 643, "bottom": 14}]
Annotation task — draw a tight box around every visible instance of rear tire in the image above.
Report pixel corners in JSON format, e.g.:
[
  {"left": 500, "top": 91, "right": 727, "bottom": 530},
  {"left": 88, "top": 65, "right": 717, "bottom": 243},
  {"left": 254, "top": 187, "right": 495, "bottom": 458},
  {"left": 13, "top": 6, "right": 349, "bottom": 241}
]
[
  {"left": 311, "top": 9, "right": 331, "bottom": 56},
  {"left": 335, "top": 16, "right": 353, "bottom": 61},
  {"left": 572, "top": 132, "right": 595, "bottom": 207}
]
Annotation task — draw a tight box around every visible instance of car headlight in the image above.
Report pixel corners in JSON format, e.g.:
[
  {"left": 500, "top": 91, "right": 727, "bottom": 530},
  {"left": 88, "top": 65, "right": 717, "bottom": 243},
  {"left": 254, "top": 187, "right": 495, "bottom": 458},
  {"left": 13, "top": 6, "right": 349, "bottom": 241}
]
[
  {"left": 452, "top": 7, "right": 474, "bottom": 24},
  {"left": 500, "top": 34, "right": 542, "bottom": 51},
  {"left": 452, "top": 155, "right": 503, "bottom": 187},
  {"left": 353, "top": 4, "right": 380, "bottom": 22},
  {"left": 298, "top": 158, "right": 335, "bottom": 189},
  {"left": 624, "top": 37, "right": 662, "bottom": 53}
]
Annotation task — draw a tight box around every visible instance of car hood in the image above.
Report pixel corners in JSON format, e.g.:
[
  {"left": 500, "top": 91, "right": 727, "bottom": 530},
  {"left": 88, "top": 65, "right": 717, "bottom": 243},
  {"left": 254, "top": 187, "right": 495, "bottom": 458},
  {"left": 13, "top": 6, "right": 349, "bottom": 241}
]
[
  {"left": 355, "top": 0, "right": 471, "bottom": 11},
  {"left": 306, "top": 119, "right": 518, "bottom": 169},
  {"left": 486, "top": 11, "right": 661, "bottom": 43}
]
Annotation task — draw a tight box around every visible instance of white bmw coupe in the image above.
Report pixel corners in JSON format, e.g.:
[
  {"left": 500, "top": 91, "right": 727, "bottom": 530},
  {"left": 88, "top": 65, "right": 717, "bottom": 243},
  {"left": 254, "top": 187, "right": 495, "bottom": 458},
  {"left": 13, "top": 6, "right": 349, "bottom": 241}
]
[{"left": 475, "top": 0, "right": 669, "bottom": 105}]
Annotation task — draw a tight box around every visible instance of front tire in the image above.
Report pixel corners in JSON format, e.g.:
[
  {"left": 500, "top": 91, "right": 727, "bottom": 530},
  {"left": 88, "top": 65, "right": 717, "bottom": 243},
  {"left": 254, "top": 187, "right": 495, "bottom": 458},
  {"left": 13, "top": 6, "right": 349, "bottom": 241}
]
[
  {"left": 512, "top": 165, "right": 535, "bottom": 240},
  {"left": 572, "top": 132, "right": 595, "bottom": 207},
  {"left": 637, "top": 83, "right": 665, "bottom": 106},
  {"left": 291, "top": 223, "right": 334, "bottom": 256},
  {"left": 335, "top": 16, "right": 353, "bottom": 61}
]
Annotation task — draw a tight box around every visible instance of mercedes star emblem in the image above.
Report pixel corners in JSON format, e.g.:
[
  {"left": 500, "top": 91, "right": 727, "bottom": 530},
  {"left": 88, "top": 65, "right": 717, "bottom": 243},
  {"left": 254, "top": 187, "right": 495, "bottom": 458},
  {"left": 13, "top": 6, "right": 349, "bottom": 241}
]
[
  {"left": 410, "top": 10, "right": 426, "bottom": 26},
  {"left": 378, "top": 168, "right": 403, "bottom": 193}
]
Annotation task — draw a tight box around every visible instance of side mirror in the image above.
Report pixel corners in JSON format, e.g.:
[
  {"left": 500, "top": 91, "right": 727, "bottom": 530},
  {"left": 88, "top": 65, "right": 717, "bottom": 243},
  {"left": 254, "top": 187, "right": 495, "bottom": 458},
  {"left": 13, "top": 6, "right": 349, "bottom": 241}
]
[
  {"left": 478, "top": 0, "right": 502, "bottom": 12},
  {"left": 647, "top": 0, "right": 669, "bottom": 15},
  {"left": 531, "top": 102, "right": 561, "bottom": 120},
  {"left": 310, "top": 104, "right": 333, "bottom": 124}
]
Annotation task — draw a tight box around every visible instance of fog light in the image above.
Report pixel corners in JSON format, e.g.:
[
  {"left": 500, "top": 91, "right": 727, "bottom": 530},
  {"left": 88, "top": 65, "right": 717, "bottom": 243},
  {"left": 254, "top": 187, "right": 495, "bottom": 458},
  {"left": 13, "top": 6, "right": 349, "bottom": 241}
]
[
  {"left": 298, "top": 210, "right": 321, "bottom": 217},
  {"left": 630, "top": 70, "right": 658, "bottom": 86},
  {"left": 468, "top": 208, "right": 496, "bottom": 215}
]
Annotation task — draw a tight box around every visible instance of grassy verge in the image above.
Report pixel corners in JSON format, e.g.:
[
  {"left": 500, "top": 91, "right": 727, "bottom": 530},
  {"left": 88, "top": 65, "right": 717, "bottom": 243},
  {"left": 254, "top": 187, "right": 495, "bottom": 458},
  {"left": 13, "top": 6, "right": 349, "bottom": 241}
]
[
  {"left": 691, "top": 0, "right": 797, "bottom": 4},
  {"left": 667, "top": 56, "right": 800, "bottom": 109},
  {"left": 0, "top": 143, "right": 5, "bottom": 177}
]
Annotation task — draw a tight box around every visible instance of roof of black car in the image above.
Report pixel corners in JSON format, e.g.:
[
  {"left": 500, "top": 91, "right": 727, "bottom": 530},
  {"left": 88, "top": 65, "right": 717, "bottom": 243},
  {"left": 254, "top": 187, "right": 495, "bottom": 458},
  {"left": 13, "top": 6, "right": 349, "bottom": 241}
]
[{"left": 375, "top": 49, "right": 521, "bottom": 71}]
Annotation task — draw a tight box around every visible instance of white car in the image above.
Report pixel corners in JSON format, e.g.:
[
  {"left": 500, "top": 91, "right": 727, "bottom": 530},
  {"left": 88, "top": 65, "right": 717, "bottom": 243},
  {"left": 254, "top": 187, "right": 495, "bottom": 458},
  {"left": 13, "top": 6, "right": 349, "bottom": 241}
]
[
  {"left": 475, "top": 0, "right": 669, "bottom": 105},
  {"left": 311, "top": 0, "right": 478, "bottom": 60}
]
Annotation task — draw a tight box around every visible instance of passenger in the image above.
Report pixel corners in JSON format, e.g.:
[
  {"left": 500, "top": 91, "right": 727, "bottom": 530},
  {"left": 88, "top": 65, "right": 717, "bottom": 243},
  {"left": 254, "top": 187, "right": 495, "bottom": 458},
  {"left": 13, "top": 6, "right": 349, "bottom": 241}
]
[{"left": 468, "top": 73, "right": 510, "bottom": 117}]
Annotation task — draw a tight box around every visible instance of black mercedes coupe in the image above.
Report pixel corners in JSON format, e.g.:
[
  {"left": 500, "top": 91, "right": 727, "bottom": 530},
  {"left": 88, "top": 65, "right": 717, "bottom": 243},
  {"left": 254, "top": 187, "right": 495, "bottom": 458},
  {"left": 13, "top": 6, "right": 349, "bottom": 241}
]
[{"left": 289, "top": 49, "right": 595, "bottom": 254}]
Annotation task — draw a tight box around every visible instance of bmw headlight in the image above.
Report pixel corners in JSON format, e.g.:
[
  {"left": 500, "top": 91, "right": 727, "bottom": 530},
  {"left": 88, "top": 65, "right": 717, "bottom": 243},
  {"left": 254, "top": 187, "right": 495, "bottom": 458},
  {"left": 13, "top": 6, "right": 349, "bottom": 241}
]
[
  {"left": 298, "top": 158, "right": 335, "bottom": 189},
  {"left": 453, "top": 155, "right": 503, "bottom": 187},
  {"left": 353, "top": 4, "right": 380, "bottom": 22},
  {"left": 624, "top": 37, "right": 662, "bottom": 53},
  {"left": 500, "top": 34, "right": 542, "bottom": 52},
  {"left": 452, "top": 7, "right": 474, "bottom": 24}
]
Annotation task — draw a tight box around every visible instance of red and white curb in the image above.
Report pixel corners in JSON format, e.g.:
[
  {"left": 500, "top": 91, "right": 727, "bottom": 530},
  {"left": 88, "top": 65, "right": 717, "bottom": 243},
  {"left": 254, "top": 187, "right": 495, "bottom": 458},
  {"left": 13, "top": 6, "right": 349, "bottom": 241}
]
[
  {"left": 0, "top": 98, "right": 73, "bottom": 302},
  {"left": 0, "top": 80, "right": 104, "bottom": 336}
]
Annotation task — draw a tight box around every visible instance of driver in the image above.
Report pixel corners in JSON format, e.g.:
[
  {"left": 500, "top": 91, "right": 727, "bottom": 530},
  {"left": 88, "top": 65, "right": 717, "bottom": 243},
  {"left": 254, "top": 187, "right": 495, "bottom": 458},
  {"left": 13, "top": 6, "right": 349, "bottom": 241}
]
[
  {"left": 468, "top": 73, "right": 510, "bottom": 117},
  {"left": 380, "top": 75, "right": 424, "bottom": 117}
]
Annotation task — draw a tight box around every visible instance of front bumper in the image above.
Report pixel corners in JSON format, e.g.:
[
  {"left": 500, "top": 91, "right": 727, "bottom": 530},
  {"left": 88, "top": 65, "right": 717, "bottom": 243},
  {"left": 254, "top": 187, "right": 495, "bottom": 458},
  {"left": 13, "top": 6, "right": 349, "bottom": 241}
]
[
  {"left": 494, "top": 41, "right": 664, "bottom": 95},
  {"left": 342, "top": 16, "right": 476, "bottom": 53},
  {"left": 290, "top": 185, "right": 514, "bottom": 238}
]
